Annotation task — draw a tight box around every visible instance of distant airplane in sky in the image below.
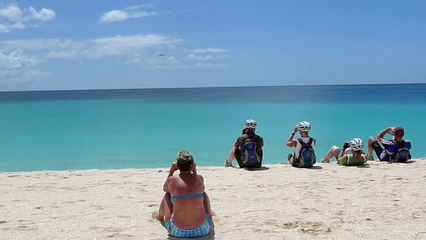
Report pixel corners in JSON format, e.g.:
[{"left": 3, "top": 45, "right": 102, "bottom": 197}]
[{"left": 158, "top": 53, "right": 166, "bottom": 56}]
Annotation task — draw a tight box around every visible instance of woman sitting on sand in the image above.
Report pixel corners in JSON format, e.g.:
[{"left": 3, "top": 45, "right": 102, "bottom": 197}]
[{"left": 152, "top": 150, "right": 214, "bottom": 238}]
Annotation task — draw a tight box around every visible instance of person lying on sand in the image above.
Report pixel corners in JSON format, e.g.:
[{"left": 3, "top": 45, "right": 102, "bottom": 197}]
[{"left": 322, "top": 138, "right": 367, "bottom": 166}]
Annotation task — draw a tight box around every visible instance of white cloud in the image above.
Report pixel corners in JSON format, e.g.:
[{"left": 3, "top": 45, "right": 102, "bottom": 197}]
[
  {"left": 88, "top": 35, "right": 183, "bottom": 58},
  {"left": 0, "top": 34, "right": 184, "bottom": 83},
  {"left": 186, "top": 48, "right": 232, "bottom": 61},
  {"left": 0, "top": 4, "right": 55, "bottom": 33},
  {"left": 0, "top": 51, "right": 47, "bottom": 83},
  {"left": 26, "top": 7, "right": 56, "bottom": 21},
  {"left": 188, "top": 53, "right": 214, "bottom": 61},
  {"left": 145, "top": 55, "right": 183, "bottom": 69},
  {"left": 0, "top": 35, "right": 183, "bottom": 59},
  {"left": 0, "top": 51, "right": 40, "bottom": 70},
  {"left": 46, "top": 50, "right": 78, "bottom": 59},
  {"left": 0, "top": 22, "right": 24, "bottom": 33},
  {"left": 186, "top": 48, "right": 231, "bottom": 54},
  {"left": 100, "top": 10, "right": 129, "bottom": 23},
  {"left": 192, "top": 62, "right": 229, "bottom": 68},
  {"left": 100, "top": 5, "right": 158, "bottom": 23},
  {"left": 1, "top": 39, "right": 82, "bottom": 50},
  {"left": 0, "top": 35, "right": 232, "bottom": 84},
  {"left": 0, "top": 5, "right": 22, "bottom": 21}
]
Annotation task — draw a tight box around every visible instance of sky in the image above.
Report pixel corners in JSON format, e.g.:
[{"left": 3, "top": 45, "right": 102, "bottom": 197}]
[{"left": 0, "top": 0, "right": 425, "bottom": 91}]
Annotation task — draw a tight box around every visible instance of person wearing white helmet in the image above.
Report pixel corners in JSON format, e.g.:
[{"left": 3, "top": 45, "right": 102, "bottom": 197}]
[
  {"left": 225, "top": 119, "right": 264, "bottom": 168},
  {"left": 286, "top": 121, "right": 317, "bottom": 168},
  {"left": 321, "top": 138, "right": 367, "bottom": 166}
]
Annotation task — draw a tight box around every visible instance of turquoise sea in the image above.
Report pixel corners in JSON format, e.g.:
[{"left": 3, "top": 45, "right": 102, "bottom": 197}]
[{"left": 1, "top": 84, "right": 425, "bottom": 172}]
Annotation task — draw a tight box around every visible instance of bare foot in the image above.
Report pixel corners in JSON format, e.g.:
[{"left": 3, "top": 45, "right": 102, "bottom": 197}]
[{"left": 152, "top": 211, "right": 163, "bottom": 222}]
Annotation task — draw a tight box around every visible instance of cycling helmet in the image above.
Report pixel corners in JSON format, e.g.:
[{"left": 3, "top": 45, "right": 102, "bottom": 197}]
[
  {"left": 245, "top": 119, "right": 257, "bottom": 129},
  {"left": 297, "top": 121, "right": 311, "bottom": 132},
  {"left": 349, "top": 138, "right": 363, "bottom": 151}
]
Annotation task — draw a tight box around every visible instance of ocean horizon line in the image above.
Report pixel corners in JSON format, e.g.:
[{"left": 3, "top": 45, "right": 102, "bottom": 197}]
[
  {"left": 1, "top": 82, "right": 425, "bottom": 94},
  {"left": 1, "top": 82, "right": 424, "bottom": 103}
]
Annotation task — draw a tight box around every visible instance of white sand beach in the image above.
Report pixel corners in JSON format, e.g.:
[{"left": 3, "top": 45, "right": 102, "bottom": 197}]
[{"left": 1, "top": 160, "right": 426, "bottom": 239}]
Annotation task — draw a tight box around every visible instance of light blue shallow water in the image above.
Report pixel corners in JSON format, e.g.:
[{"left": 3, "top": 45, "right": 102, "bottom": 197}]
[{"left": 0, "top": 84, "right": 425, "bottom": 172}]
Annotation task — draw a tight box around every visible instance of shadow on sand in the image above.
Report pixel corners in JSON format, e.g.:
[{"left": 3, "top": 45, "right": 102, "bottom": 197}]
[
  {"left": 168, "top": 232, "right": 215, "bottom": 240},
  {"left": 244, "top": 166, "right": 270, "bottom": 171},
  {"left": 393, "top": 160, "right": 416, "bottom": 164}
]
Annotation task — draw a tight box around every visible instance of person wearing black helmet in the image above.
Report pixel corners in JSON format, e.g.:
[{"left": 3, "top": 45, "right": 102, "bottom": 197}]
[{"left": 225, "top": 119, "right": 264, "bottom": 168}]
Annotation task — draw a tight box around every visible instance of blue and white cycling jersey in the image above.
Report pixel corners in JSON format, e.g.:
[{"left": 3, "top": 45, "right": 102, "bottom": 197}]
[{"left": 380, "top": 139, "right": 411, "bottom": 161}]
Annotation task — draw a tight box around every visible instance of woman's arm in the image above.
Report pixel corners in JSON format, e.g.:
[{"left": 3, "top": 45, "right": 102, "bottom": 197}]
[
  {"left": 338, "top": 154, "right": 348, "bottom": 165},
  {"left": 338, "top": 143, "right": 350, "bottom": 159},
  {"left": 163, "top": 163, "right": 178, "bottom": 192}
]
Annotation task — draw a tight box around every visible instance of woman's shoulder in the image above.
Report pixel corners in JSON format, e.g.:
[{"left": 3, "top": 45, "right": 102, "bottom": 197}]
[{"left": 196, "top": 173, "right": 204, "bottom": 181}]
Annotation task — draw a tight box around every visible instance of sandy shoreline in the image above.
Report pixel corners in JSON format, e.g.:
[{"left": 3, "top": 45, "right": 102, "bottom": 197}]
[{"left": 1, "top": 160, "right": 426, "bottom": 239}]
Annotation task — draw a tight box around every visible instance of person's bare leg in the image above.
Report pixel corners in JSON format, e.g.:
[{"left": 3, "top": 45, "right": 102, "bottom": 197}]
[
  {"left": 203, "top": 192, "right": 215, "bottom": 236},
  {"left": 152, "top": 193, "right": 172, "bottom": 224},
  {"left": 225, "top": 147, "right": 235, "bottom": 166},
  {"left": 367, "top": 137, "right": 376, "bottom": 160},
  {"left": 162, "top": 193, "right": 173, "bottom": 223},
  {"left": 202, "top": 192, "right": 213, "bottom": 216},
  {"left": 322, "top": 146, "right": 338, "bottom": 163},
  {"left": 367, "top": 137, "right": 375, "bottom": 156}
]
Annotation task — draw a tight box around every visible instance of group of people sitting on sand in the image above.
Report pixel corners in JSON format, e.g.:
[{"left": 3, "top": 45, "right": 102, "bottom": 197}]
[
  {"left": 225, "top": 119, "right": 412, "bottom": 168},
  {"left": 152, "top": 119, "right": 412, "bottom": 238}
]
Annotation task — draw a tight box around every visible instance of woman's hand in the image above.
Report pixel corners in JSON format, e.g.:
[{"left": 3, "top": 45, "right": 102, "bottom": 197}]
[
  {"left": 168, "top": 162, "right": 179, "bottom": 177},
  {"left": 191, "top": 162, "right": 197, "bottom": 174}
]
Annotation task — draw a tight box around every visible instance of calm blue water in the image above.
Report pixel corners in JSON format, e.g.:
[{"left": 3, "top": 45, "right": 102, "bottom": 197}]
[{"left": 1, "top": 84, "right": 425, "bottom": 172}]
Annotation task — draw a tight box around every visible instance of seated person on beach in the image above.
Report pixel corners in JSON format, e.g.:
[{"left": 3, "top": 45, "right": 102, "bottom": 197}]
[
  {"left": 322, "top": 138, "right": 367, "bottom": 166},
  {"left": 286, "top": 121, "right": 316, "bottom": 168},
  {"left": 367, "top": 127, "right": 412, "bottom": 162},
  {"left": 152, "top": 150, "right": 214, "bottom": 238},
  {"left": 225, "top": 119, "right": 264, "bottom": 168}
]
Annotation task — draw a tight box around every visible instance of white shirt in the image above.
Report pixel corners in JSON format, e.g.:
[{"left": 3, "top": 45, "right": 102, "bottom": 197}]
[{"left": 294, "top": 137, "right": 315, "bottom": 159}]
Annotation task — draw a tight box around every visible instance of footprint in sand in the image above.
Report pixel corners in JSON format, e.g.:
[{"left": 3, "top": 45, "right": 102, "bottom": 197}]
[
  {"left": 105, "top": 233, "right": 134, "bottom": 238},
  {"left": 264, "top": 220, "right": 331, "bottom": 235},
  {"left": 291, "top": 221, "right": 331, "bottom": 235},
  {"left": 91, "top": 205, "right": 104, "bottom": 210},
  {"left": 16, "top": 220, "right": 38, "bottom": 231}
]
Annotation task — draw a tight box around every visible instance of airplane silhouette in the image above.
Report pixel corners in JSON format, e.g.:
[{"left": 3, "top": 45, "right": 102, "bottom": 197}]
[{"left": 158, "top": 53, "right": 166, "bottom": 56}]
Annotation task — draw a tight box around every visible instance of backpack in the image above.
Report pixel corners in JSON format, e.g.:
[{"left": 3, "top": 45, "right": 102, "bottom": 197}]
[
  {"left": 293, "top": 138, "right": 316, "bottom": 168},
  {"left": 243, "top": 138, "right": 261, "bottom": 168},
  {"left": 392, "top": 140, "right": 411, "bottom": 162},
  {"left": 393, "top": 148, "right": 410, "bottom": 162}
]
